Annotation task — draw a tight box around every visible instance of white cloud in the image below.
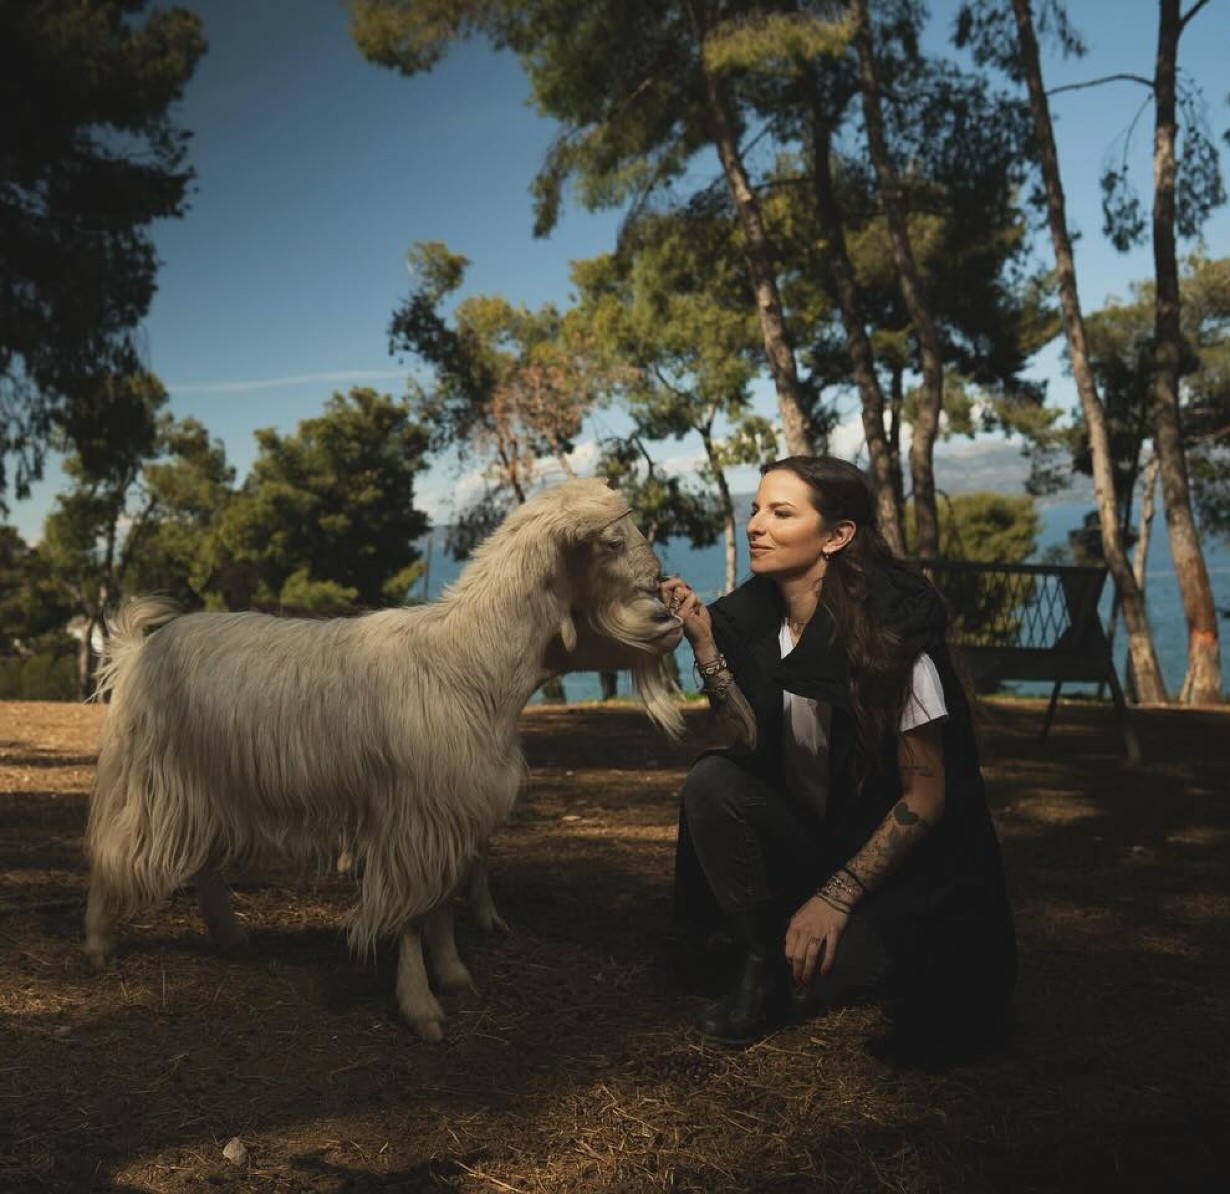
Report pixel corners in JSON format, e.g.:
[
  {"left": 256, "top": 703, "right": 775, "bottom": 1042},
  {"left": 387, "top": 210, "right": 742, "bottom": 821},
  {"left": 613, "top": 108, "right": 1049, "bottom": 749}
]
[{"left": 168, "top": 369, "right": 406, "bottom": 395}]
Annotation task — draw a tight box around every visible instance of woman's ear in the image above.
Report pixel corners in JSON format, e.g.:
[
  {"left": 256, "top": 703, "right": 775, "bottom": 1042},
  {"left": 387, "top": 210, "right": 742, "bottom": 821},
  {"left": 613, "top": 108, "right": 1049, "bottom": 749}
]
[{"left": 824, "top": 519, "right": 857, "bottom": 556}]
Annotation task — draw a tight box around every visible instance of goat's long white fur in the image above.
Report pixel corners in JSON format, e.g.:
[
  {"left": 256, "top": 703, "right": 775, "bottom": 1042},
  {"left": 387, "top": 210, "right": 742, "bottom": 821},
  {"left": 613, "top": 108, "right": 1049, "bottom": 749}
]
[{"left": 84, "top": 479, "right": 683, "bottom": 1039}]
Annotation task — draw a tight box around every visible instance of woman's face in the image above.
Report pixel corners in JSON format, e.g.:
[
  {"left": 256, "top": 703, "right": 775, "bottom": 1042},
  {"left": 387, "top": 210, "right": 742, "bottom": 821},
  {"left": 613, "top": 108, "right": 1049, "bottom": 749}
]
[{"left": 747, "top": 470, "right": 835, "bottom": 580}]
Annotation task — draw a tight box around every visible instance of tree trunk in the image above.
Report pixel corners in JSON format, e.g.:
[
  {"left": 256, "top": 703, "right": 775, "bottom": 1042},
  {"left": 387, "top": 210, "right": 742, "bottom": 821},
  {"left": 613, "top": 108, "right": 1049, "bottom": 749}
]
[
  {"left": 1124, "top": 454, "right": 1161, "bottom": 702},
  {"left": 701, "top": 425, "right": 738, "bottom": 594},
  {"left": 889, "top": 364, "right": 907, "bottom": 523},
  {"left": 1150, "top": 0, "right": 1221, "bottom": 704},
  {"left": 699, "top": 58, "right": 811, "bottom": 458},
  {"left": 1009, "top": 0, "right": 1167, "bottom": 703},
  {"left": 808, "top": 82, "right": 905, "bottom": 552},
  {"left": 852, "top": 0, "right": 944, "bottom": 558},
  {"left": 76, "top": 619, "right": 93, "bottom": 702}
]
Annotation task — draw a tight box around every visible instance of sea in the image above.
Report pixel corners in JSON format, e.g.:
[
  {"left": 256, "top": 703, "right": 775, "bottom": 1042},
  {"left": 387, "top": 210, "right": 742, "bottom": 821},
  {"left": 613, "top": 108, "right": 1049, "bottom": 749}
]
[{"left": 414, "top": 499, "right": 1230, "bottom": 703}]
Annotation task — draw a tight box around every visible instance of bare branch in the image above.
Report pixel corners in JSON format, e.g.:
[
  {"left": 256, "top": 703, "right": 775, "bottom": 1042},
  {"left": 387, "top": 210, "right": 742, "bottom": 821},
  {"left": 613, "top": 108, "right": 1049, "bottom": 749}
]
[
  {"left": 1047, "top": 73, "right": 1155, "bottom": 98},
  {"left": 1179, "top": 0, "right": 1212, "bottom": 33}
]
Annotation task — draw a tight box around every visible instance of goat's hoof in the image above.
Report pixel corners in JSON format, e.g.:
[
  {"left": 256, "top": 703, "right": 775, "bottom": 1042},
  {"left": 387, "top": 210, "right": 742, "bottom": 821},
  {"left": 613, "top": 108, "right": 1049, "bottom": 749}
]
[
  {"left": 414, "top": 1017, "right": 447, "bottom": 1043},
  {"left": 436, "top": 965, "right": 478, "bottom": 996},
  {"left": 83, "top": 941, "right": 113, "bottom": 971}
]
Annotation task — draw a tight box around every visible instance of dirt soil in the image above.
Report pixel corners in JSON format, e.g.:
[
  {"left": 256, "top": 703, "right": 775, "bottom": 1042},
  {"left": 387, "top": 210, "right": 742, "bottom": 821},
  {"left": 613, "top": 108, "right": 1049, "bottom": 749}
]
[{"left": 1, "top": 697, "right": 1228, "bottom": 1193}]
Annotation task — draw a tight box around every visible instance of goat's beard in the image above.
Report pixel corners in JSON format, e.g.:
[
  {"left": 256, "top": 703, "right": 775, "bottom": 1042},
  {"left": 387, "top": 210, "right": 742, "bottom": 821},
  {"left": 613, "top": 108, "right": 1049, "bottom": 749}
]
[{"left": 589, "top": 594, "right": 686, "bottom": 738}]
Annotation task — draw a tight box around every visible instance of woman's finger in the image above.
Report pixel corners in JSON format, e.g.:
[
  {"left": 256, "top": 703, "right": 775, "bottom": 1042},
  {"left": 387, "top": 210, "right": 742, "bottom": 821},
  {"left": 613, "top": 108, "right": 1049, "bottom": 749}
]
[
  {"left": 817, "top": 927, "right": 842, "bottom": 979},
  {"left": 798, "top": 937, "right": 824, "bottom": 986}
]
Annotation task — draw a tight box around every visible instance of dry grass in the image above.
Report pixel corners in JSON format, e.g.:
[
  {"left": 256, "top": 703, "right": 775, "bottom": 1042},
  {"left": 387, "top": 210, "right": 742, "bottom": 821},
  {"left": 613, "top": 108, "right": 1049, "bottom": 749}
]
[{"left": 1, "top": 696, "right": 1228, "bottom": 1192}]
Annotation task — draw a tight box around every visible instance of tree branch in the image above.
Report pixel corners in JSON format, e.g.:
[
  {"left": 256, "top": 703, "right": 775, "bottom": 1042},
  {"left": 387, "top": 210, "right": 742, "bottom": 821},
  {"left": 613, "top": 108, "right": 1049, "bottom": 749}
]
[
  {"left": 1046, "top": 73, "right": 1155, "bottom": 97},
  {"left": 1179, "top": 0, "right": 1212, "bottom": 34}
]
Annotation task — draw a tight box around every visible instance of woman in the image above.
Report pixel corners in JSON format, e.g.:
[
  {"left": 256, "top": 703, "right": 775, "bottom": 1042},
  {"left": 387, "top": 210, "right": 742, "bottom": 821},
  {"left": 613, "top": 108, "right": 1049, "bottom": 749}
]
[{"left": 660, "top": 456, "right": 1015, "bottom": 1057}]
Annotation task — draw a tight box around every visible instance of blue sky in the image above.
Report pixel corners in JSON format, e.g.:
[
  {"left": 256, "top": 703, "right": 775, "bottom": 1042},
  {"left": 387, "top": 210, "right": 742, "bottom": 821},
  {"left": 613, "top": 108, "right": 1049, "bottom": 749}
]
[{"left": 7, "top": 0, "right": 1230, "bottom": 543}]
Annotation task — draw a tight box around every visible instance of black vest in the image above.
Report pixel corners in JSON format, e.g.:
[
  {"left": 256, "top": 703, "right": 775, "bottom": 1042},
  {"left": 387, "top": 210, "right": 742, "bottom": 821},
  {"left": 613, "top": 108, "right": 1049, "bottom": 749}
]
[{"left": 699, "top": 567, "right": 1017, "bottom": 1008}]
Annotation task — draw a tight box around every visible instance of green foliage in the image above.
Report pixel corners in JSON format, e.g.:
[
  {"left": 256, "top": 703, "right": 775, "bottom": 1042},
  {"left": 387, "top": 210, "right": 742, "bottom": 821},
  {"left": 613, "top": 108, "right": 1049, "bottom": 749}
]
[
  {"left": 0, "top": 525, "right": 77, "bottom": 699},
  {"left": 354, "top": 0, "right": 1060, "bottom": 495},
  {"left": 777, "top": 67, "right": 1056, "bottom": 436},
  {"left": 571, "top": 205, "right": 769, "bottom": 563},
  {"left": 910, "top": 490, "right": 1040, "bottom": 646},
  {"left": 953, "top": 0, "right": 1086, "bottom": 80},
  {"left": 392, "top": 242, "right": 620, "bottom": 554},
  {"left": 123, "top": 416, "right": 236, "bottom": 607},
  {"left": 352, "top": 1, "right": 715, "bottom": 238},
  {"left": 277, "top": 569, "right": 360, "bottom": 614},
  {"left": 348, "top": 0, "right": 494, "bottom": 75},
  {"left": 908, "top": 491, "right": 1040, "bottom": 564},
  {"left": 32, "top": 370, "right": 171, "bottom": 673},
  {"left": 1100, "top": 88, "right": 1226, "bottom": 254},
  {"left": 596, "top": 436, "right": 723, "bottom": 550},
  {"left": 1071, "top": 253, "right": 1230, "bottom": 545},
  {"left": 220, "top": 388, "right": 430, "bottom": 607},
  {"left": 0, "top": 643, "right": 78, "bottom": 701},
  {"left": 0, "top": 0, "right": 206, "bottom": 504},
  {"left": 704, "top": 9, "right": 854, "bottom": 74}
]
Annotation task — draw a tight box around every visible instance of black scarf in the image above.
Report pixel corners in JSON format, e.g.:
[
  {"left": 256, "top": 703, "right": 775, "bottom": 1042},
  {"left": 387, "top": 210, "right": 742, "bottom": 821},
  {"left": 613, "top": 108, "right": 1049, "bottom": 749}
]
[{"left": 711, "top": 563, "right": 947, "bottom": 702}]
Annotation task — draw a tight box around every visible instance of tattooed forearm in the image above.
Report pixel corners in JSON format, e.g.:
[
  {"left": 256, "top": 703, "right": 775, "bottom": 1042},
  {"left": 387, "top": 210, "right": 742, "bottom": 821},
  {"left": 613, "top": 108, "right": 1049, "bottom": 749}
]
[
  {"left": 708, "top": 679, "right": 758, "bottom": 749},
  {"left": 845, "top": 799, "right": 936, "bottom": 892}
]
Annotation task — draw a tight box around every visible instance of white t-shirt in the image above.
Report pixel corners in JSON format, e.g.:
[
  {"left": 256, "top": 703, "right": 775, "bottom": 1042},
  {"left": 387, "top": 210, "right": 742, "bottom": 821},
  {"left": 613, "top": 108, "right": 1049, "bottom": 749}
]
[{"left": 778, "top": 620, "right": 948, "bottom": 820}]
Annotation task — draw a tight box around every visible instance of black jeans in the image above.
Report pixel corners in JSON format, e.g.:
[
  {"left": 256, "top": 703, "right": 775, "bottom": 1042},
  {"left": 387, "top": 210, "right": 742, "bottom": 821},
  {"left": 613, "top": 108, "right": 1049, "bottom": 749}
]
[{"left": 679, "top": 753, "right": 891, "bottom": 1011}]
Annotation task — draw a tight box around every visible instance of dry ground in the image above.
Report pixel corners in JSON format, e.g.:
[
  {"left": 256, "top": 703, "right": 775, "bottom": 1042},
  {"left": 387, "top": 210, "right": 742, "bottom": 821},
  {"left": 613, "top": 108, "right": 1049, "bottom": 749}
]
[{"left": 1, "top": 696, "right": 1228, "bottom": 1193}]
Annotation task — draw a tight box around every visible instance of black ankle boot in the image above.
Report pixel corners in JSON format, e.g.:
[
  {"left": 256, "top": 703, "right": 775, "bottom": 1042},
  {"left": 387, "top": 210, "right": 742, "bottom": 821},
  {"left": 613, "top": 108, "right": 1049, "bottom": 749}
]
[{"left": 693, "top": 908, "right": 790, "bottom": 1047}]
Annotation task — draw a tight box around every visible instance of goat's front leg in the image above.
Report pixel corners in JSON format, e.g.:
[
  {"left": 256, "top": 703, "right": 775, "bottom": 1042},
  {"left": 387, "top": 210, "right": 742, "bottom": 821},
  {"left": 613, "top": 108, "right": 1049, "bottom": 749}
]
[
  {"left": 84, "top": 873, "right": 119, "bottom": 970},
  {"left": 468, "top": 845, "right": 509, "bottom": 934},
  {"left": 396, "top": 920, "right": 448, "bottom": 1042},
  {"left": 425, "top": 901, "right": 477, "bottom": 995}
]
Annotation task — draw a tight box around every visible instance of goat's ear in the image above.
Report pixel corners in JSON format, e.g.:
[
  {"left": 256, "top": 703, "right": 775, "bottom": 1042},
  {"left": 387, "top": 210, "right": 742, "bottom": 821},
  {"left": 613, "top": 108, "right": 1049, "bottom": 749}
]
[{"left": 558, "top": 610, "right": 578, "bottom": 652}]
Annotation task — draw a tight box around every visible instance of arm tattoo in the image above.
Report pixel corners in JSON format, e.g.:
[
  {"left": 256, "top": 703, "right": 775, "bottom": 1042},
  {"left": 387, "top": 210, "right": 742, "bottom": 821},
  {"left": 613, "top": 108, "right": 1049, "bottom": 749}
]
[
  {"left": 846, "top": 800, "right": 935, "bottom": 892},
  {"left": 709, "top": 680, "right": 757, "bottom": 750},
  {"left": 898, "top": 763, "right": 936, "bottom": 778}
]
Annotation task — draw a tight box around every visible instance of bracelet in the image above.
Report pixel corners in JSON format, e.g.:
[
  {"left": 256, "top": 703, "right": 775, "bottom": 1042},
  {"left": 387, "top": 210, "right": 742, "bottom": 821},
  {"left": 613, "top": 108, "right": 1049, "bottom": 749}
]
[
  {"left": 815, "top": 890, "right": 853, "bottom": 916},
  {"left": 818, "top": 871, "right": 861, "bottom": 907},
  {"left": 838, "top": 865, "right": 867, "bottom": 894},
  {"left": 694, "top": 652, "right": 729, "bottom": 679}
]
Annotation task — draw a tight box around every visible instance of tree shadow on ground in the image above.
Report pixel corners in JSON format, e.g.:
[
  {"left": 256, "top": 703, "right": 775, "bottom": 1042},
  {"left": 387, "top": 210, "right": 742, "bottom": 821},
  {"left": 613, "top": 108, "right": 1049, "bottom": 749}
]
[{"left": 2, "top": 700, "right": 1229, "bottom": 1192}]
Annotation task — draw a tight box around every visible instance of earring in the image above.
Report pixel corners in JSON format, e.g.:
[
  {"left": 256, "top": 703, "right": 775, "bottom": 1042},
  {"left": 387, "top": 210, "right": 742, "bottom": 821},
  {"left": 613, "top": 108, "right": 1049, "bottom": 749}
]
[{"left": 820, "top": 547, "right": 832, "bottom": 562}]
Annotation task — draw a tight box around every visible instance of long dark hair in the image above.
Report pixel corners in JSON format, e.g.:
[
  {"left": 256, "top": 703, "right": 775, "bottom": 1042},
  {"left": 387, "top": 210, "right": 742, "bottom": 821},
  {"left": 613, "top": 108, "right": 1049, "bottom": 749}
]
[{"left": 763, "top": 455, "right": 926, "bottom": 780}]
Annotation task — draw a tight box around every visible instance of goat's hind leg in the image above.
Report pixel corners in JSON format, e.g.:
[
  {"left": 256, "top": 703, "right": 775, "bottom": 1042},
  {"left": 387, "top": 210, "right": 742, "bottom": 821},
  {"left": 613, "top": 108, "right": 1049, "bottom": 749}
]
[
  {"left": 396, "top": 920, "right": 448, "bottom": 1042},
  {"left": 425, "top": 901, "right": 477, "bottom": 995},
  {"left": 468, "top": 844, "right": 508, "bottom": 934},
  {"left": 196, "top": 865, "right": 251, "bottom": 957}
]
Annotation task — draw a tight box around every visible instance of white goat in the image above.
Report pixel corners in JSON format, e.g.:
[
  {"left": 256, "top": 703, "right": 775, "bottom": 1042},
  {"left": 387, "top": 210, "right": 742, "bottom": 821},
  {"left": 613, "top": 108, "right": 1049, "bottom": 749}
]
[{"left": 84, "top": 479, "right": 683, "bottom": 1040}]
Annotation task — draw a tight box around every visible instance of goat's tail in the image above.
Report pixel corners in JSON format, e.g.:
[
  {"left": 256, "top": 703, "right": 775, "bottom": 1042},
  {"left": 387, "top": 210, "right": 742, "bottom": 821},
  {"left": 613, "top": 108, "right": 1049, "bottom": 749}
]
[
  {"left": 87, "top": 597, "right": 188, "bottom": 918},
  {"left": 92, "top": 597, "right": 179, "bottom": 704}
]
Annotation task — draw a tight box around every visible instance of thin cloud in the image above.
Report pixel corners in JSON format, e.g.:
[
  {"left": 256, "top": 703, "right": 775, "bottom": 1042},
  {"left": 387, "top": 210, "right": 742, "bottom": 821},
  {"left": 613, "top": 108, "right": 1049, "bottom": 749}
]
[{"left": 168, "top": 369, "right": 407, "bottom": 395}]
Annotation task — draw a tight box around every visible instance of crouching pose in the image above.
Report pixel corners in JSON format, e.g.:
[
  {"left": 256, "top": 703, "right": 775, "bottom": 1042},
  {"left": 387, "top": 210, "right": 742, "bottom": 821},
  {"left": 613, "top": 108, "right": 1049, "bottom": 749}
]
[
  {"left": 662, "top": 457, "right": 1016, "bottom": 1059},
  {"left": 84, "top": 479, "right": 684, "bottom": 1041}
]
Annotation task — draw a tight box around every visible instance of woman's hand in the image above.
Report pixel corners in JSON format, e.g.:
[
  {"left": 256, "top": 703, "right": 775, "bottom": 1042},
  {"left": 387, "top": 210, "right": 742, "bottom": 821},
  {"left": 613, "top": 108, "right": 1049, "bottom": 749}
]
[
  {"left": 658, "top": 576, "right": 715, "bottom": 654},
  {"left": 785, "top": 894, "right": 850, "bottom": 987}
]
